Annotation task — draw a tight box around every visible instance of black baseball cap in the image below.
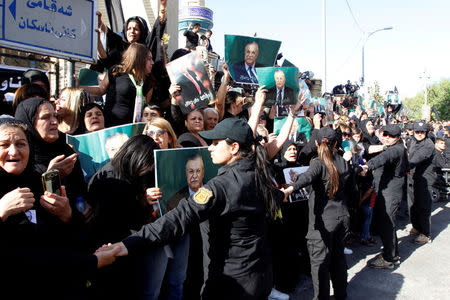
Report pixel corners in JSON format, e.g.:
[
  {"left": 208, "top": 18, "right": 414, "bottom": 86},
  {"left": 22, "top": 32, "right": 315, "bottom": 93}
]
[
  {"left": 382, "top": 124, "right": 401, "bottom": 137},
  {"left": 414, "top": 121, "right": 428, "bottom": 132},
  {"left": 317, "top": 126, "right": 337, "bottom": 145},
  {"left": 199, "top": 117, "right": 254, "bottom": 144}
]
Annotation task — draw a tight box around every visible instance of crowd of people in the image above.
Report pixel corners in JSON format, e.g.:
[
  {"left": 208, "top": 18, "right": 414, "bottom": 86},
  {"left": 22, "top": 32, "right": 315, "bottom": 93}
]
[{"left": 1, "top": 1, "right": 449, "bottom": 299}]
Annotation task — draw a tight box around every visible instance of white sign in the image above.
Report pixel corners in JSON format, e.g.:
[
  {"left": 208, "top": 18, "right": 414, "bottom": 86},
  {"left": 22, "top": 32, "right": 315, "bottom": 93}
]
[{"left": 0, "top": 0, "right": 98, "bottom": 63}]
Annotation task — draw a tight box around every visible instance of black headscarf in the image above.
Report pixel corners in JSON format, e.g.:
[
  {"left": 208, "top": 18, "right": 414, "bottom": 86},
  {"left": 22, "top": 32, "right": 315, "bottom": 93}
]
[
  {"left": 76, "top": 102, "right": 104, "bottom": 134},
  {"left": 0, "top": 118, "right": 42, "bottom": 226},
  {"left": 14, "top": 98, "right": 71, "bottom": 174}
]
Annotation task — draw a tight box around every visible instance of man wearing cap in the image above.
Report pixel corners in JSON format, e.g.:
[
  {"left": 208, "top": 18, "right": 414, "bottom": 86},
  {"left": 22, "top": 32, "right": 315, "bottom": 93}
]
[
  {"left": 361, "top": 124, "right": 408, "bottom": 269},
  {"left": 96, "top": 118, "right": 284, "bottom": 299},
  {"left": 407, "top": 121, "right": 436, "bottom": 244}
]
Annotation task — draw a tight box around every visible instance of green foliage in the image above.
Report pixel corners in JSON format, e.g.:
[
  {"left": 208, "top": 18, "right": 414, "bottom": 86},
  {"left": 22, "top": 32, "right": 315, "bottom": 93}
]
[
  {"left": 367, "top": 81, "right": 384, "bottom": 105},
  {"left": 403, "top": 80, "right": 450, "bottom": 121}
]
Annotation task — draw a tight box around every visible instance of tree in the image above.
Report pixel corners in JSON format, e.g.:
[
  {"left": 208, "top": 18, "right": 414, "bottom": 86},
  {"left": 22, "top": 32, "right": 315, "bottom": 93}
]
[
  {"left": 367, "top": 81, "right": 384, "bottom": 105},
  {"left": 403, "top": 80, "right": 450, "bottom": 121}
]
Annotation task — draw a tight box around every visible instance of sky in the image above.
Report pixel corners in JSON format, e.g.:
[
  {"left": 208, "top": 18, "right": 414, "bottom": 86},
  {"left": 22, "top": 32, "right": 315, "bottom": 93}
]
[{"left": 203, "top": 0, "right": 450, "bottom": 99}]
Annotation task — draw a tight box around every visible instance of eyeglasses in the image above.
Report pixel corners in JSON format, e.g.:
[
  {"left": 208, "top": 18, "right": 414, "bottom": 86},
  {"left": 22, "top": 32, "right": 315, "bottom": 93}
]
[{"left": 146, "top": 129, "right": 166, "bottom": 137}]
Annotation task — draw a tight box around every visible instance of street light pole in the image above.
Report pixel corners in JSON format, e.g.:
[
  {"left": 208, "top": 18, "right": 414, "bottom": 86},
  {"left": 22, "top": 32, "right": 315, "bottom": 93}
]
[{"left": 360, "top": 26, "right": 393, "bottom": 95}]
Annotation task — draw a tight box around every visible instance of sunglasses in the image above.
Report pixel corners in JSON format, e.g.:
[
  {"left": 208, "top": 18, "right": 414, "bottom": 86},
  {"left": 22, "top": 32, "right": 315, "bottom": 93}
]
[
  {"left": 342, "top": 132, "right": 351, "bottom": 137},
  {"left": 259, "top": 114, "right": 267, "bottom": 121},
  {"left": 146, "top": 129, "right": 166, "bottom": 137},
  {"left": 382, "top": 133, "right": 395, "bottom": 138}
]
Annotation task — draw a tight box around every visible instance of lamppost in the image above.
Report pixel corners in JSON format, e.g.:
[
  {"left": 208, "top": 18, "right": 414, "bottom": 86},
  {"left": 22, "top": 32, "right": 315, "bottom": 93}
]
[{"left": 360, "top": 26, "right": 393, "bottom": 98}]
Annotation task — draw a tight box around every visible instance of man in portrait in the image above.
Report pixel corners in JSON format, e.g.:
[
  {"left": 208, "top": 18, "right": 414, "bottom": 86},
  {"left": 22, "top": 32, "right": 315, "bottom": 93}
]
[
  {"left": 167, "top": 153, "right": 205, "bottom": 210},
  {"left": 267, "top": 70, "right": 295, "bottom": 116},
  {"left": 232, "top": 41, "right": 263, "bottom": 84}
]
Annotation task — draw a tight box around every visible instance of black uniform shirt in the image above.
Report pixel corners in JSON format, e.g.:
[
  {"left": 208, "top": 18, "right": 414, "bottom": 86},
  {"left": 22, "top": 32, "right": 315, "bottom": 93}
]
[
  {"left": 408, "top": 137, "right": 436, "bottom": 183},
  {"left": 291, "top": 154, "right": 353, "bottom": 239},
  {"left": 123, "top": 158, "right": 280, "bottom": 285},
  {"left": 367, "top": 140, "right": 407, "bottom": 198}
]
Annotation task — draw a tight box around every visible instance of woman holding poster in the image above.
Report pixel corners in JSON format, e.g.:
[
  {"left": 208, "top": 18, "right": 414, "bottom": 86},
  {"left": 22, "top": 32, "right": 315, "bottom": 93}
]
[
  {"left": 80, "top": 43, "right": 154, "bottom": 127},
  {"left": 96, "top": 118, "right": 285, "bottom": 300}
]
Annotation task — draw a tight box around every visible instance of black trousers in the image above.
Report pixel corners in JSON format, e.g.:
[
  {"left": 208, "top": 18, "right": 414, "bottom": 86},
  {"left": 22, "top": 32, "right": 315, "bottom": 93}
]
[
  {"left": 307, "top": 219, "right": 348, "bottom": 300},
  {"left": 374, "top": 195, "right": 400, "bottom": 261},
  {"left": 408, "top": 178, "right": 432, "bottom": 236}
]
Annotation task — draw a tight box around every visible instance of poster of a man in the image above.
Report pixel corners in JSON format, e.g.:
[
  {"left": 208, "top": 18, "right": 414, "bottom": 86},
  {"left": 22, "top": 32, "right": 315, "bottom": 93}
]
[
  {"left": 256, "top": 67, "right": 299, "bottom": 116},
  {"left": 166, "top": 51, "right": 214, "bottom": 114},
  {"left": 167, "top": 154, "right": 205, "bottom": 211},
  {"left": 225, "top": 35, "right": 281, "bottom": 84},
  {"left": 155, "top": 147, "right": 220, "bottom": 215},
  {"left": 231, "top": 42, "right": 263, "bottom": 84}
]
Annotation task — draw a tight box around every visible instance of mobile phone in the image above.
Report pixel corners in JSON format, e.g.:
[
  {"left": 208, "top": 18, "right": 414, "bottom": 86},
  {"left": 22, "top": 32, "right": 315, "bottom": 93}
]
[{"left": 41, "top": 169, "right": 61, "bottom": 196}]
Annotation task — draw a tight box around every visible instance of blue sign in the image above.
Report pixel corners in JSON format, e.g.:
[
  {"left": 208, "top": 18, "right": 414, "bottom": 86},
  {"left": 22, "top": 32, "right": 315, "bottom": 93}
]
[{"left": 0, "top": 0, "right": 97, "bottom": 63}]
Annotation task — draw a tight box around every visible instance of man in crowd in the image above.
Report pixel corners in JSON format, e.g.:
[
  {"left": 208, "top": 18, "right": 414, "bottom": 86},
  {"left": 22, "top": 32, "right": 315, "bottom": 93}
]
[
  {"left": 200, "top": 29, "right": 213, "bottom": 52},
  {"left": 232, "top": 41, "right": 262, "bottom": 84},
  {"left": 184, "top": 23, "right": 201, "bottom": 50}
]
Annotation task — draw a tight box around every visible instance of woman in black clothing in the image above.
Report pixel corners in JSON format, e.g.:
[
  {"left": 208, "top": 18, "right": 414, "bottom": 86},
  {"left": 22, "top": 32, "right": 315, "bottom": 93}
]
[
  {"left": 270, "top": 141, "right": 310, "bottom": 295},
  {"left": 81, "top": 43, "right": 155, "bottom": 127},
  {"left": 14, "top": 98, "right": 87, "bottom": 210},
  {"left": 282, "top": 127, "right": 356, "bottom": 300},
  {"left": 88, "top": 135, "right": 162, "bottom": 299},
  {"left": 0, "top": 118, "right": 116, "bottom": 299}
]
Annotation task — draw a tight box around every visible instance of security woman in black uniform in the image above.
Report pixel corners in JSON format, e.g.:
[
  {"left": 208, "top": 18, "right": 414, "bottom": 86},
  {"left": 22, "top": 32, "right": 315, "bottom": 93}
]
[
  {"left": 97, "top": 117, "right": 283, "bottom": 300},
  {"left": 362, "top": 124, "right": 408, "bottom": 269},
  {"left": 282, "top": 126, "right": 355, "bottom": 300}
]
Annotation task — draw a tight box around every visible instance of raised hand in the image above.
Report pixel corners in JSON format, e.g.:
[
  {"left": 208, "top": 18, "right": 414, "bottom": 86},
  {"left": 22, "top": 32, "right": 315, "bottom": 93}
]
[
  {"left": 0, "top": 187, "right": 35, "bottom": 221},
  {"left": 47, "top": 153, "right": 78, "bottom": 178}
]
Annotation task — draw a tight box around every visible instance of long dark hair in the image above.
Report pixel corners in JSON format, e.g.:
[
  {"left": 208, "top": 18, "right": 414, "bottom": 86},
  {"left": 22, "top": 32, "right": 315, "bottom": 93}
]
[
  {"left": 317, "top": 138, "right": 339, "bottom": 198},
  {"left": 225, "top": 137, "right": 279, "bottom": 219},
  {"left": 111, "top": 135, "right": 159, "bottom": 203}
]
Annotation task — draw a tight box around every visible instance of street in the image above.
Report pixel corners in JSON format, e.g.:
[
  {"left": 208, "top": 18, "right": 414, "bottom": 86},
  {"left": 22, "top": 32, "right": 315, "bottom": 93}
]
[{"left": 292, "top": 200, "right": 450, "bottom": 300}]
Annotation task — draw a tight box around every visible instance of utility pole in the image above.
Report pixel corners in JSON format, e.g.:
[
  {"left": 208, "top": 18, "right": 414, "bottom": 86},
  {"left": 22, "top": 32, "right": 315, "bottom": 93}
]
[{"left": 419, "top": 70, "right": 431, "bottom": 120}]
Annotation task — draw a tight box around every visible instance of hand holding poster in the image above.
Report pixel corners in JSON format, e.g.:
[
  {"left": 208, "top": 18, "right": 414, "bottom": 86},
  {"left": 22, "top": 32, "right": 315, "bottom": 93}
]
[
  {"left": 225, "top": 35, "right": 281, "bottom": 84},
  {"left": 255, "top": 67, "right": 299, "bottom": 116},
  {"left": 166, "top": 51, "right": 214, "bottom": 114},
  {"left": 283, "top": 166, "right": 310, "bottom": 202}
]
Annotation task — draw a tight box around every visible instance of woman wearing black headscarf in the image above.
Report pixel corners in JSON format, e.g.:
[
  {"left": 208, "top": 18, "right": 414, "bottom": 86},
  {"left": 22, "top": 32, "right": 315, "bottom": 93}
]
[
  {"left": 269, "top": 141, "right": 310, "bottom": 296},
  {"left": 14, "top": 98, "right": 87, "bottom": 214},
  {"left": 0, "top": 118, "right": 116, "bottom": 298}
]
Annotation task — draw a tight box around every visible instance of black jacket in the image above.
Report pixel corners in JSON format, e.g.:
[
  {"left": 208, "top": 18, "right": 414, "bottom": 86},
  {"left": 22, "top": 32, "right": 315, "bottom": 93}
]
[
  {"left": 123, "top": 158, "right": 282, "bottom": 299},
  {"left": 291, "top": 154, "right": 353, "bottom": 239},
  {"left": 367, "top": 140, "right": 407, "bottom": 201},
  {"left": 408, "top": 137, "right": 436, "bottom": 184}
]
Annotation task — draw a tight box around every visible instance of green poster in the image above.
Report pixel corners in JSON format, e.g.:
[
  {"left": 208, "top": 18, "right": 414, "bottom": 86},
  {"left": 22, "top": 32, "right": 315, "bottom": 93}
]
[
  {"left": 273, "top": 117, "right": 312, "bottom": 141},
  {"left": 282, "top": 59, "right": 296, "bottom": 67},
  {"left": 255, "top": 67, "right": 299, "bottom": 109},
  {"left": 67, "top": 123, "right": 146, "bottom": 181},
  {"left": 225, "top": 34, "right": 281, "bottom": 84},
  {"left": 154, "top": 147, "right": 220, "bottom": 216}
]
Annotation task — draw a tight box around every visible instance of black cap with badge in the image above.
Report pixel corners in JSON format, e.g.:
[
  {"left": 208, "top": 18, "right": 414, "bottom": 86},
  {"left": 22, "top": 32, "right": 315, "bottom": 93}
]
[
  {"left": 414, "top": 121, "right": 428, "bottom": 132},
  {"left": 199, "top": 117, "right": 255, "bottom": 144}
]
